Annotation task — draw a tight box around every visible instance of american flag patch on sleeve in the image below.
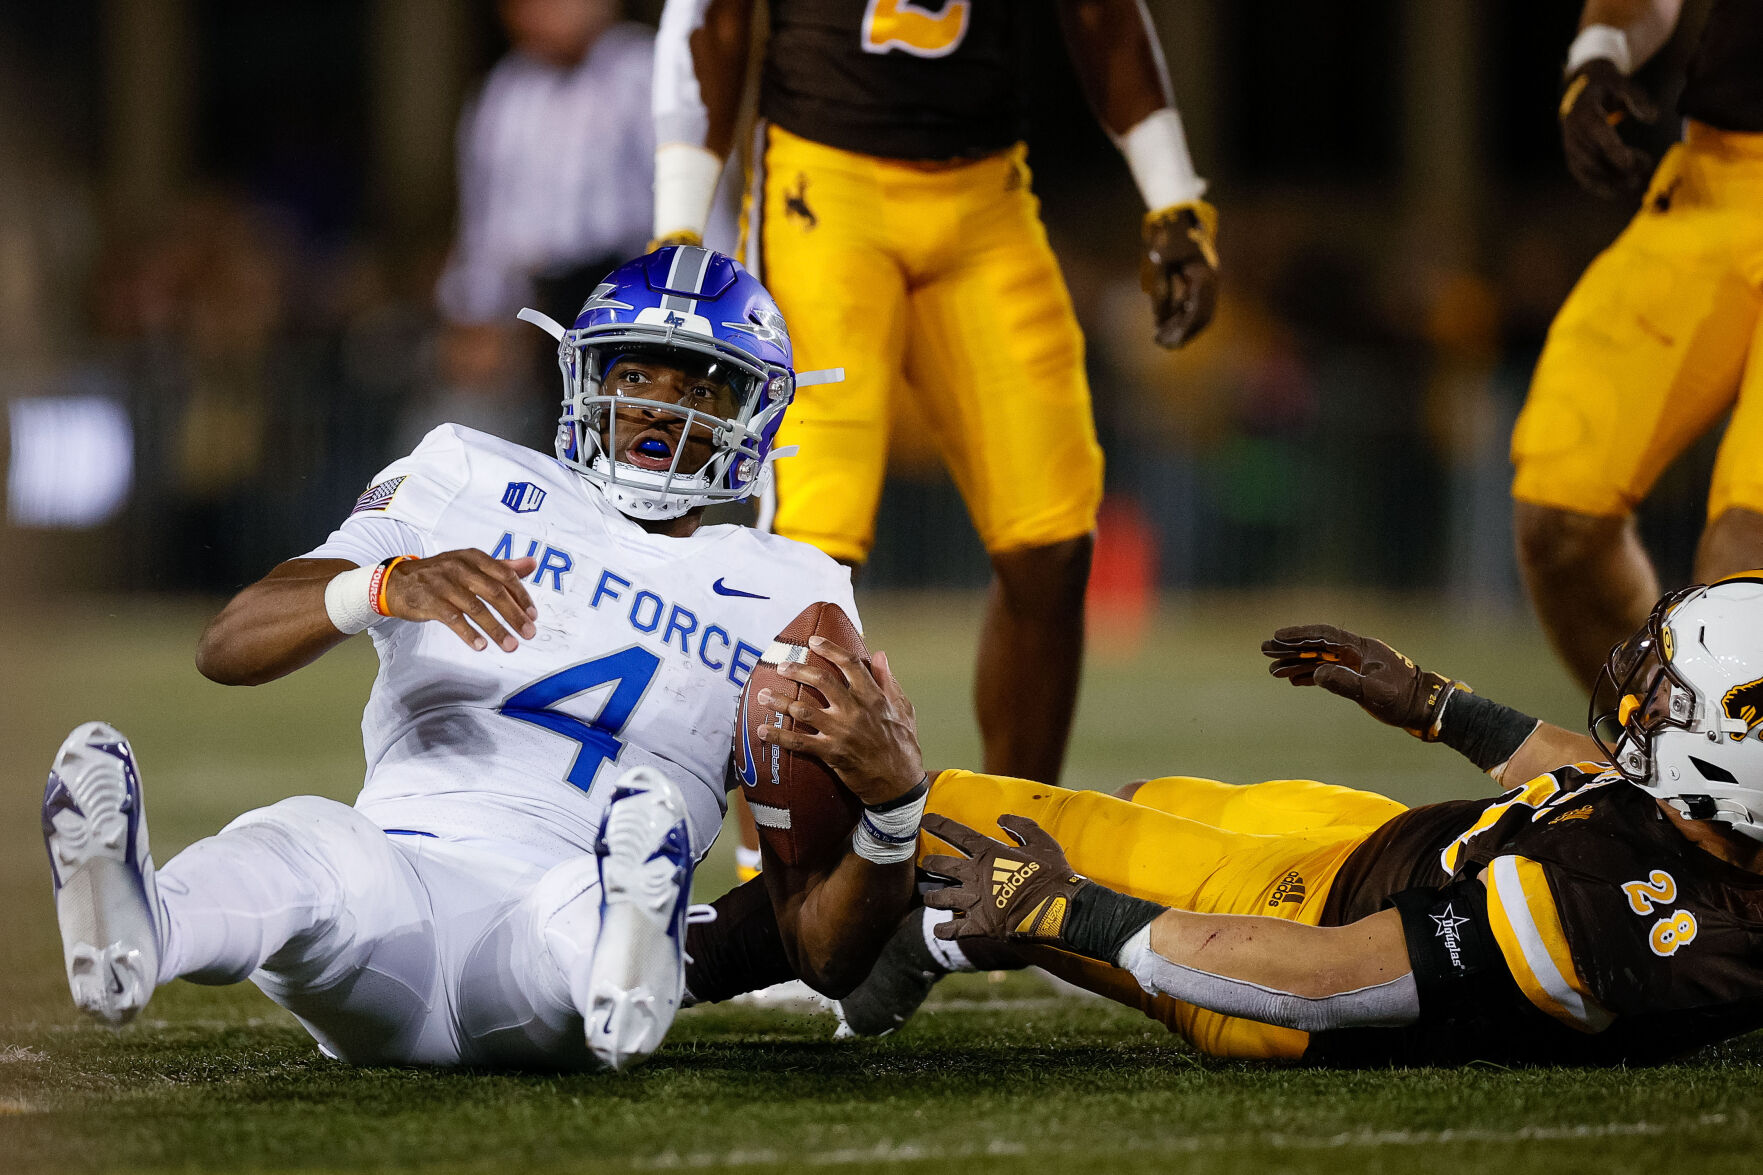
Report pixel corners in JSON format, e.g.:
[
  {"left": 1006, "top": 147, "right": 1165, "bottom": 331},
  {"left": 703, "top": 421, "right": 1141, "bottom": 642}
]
[{"left": 351, "top": 476, "right": 406, "bottom": 515}]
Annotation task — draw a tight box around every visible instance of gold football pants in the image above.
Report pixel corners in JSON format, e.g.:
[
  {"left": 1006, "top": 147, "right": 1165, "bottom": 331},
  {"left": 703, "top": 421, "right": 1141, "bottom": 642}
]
[
  {"left": 743, "top": 123, "right": 1104, "bottom": 562},
  {"left": 1513, "top": 121, "right": 1763, "bottom": 520},
  {"left": 922, "top": 771, "right": 1408, "bottom": 1059}
]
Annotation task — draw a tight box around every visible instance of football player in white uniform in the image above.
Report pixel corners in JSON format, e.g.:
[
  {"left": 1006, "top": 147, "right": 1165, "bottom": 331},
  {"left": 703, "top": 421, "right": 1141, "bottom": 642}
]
[{"left": 41, "top": 246, "right": 927, "bottom": 1071}]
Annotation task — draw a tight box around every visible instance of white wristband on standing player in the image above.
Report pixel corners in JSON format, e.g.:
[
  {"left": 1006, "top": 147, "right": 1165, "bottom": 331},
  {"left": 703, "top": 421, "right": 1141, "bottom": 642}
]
[
  {"left": 653, "top": 142, "right": 723, "bottom": 241},
  {"left": 1566, "top": 24, "right": 1632, "bottom": 75},
  {"left": 852, "top": 774, "right": 930, "bottom": 865},
  {"left": 1113, "top": 107, "right": 1207, "bottom": 211},
  {"left": 324, "top": 563, "right": 389, "bottom": 635}
]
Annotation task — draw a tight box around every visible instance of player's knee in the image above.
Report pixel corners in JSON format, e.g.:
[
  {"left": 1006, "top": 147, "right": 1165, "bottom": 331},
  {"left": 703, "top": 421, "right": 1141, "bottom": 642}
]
[
  {"left": 222, "top": 797, "right": 400, "bottom": 919},
  {"left": 990, "top": 533, "right": 1094, "bottom": 608},
  {"left": 521, "top": 857, "right": 605, "bottom": 997},
  {"left": 1513, "top": 501, "right": 1627, "bottom": 576}
]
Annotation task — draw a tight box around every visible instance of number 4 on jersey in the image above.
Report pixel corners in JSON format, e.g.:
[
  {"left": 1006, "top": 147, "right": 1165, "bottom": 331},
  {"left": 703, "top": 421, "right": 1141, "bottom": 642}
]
[
  {"left": 862, "top": 0, "right": 970, "bottom": 58},
  {"left": 499, "top": 647, "right": 661, "bottom": 792}
]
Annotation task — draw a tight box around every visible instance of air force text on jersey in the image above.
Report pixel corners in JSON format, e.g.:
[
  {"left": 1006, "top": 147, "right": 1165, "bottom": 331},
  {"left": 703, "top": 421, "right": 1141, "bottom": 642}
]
[
  {"left": 488, "top": 529, "right": 767, "bottom": 689},
  {"left": 304, "top": 424, "right": 858, "bottom": 866}
]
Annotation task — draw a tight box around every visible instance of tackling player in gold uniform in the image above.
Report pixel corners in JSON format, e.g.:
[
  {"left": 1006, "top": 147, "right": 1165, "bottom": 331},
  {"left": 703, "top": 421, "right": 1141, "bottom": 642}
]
[{"left": 690, "top": 579, "right": 1763, "bottom": 1066}]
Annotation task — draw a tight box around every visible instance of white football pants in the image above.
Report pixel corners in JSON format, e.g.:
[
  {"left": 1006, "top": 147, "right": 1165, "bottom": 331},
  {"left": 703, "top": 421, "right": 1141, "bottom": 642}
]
[{"left": 153, "top": 796, "right": 633, "bottom": 1068}]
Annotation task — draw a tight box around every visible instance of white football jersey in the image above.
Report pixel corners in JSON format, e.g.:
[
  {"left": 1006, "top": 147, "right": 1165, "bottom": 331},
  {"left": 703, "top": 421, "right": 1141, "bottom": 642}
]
[{"left": 304, "top": 424, "right": 858, "bottom": 866}]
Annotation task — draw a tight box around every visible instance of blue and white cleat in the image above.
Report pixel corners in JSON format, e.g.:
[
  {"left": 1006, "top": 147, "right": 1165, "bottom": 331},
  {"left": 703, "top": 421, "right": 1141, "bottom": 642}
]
[
  {"left": 43, "top": 721, "right": 161, "bottom": 1026},
  {"left": 580, "top": 766, "right": 704, "bottom": 1070}
]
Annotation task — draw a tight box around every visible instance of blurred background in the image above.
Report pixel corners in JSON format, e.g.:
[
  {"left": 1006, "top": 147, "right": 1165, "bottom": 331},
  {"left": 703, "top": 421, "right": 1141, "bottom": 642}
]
[{"left": 0, "top": 0, "right": 1721, "bottom": 608}]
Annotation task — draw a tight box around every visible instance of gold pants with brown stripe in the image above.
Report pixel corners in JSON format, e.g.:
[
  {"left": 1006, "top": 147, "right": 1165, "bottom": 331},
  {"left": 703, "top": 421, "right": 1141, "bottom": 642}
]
[
  {"left": 922, "top": 771, "right": 1408, "bottom": 1059},
  {"left": 741, "top": 122, "right": 1103, "bottom": 562}
]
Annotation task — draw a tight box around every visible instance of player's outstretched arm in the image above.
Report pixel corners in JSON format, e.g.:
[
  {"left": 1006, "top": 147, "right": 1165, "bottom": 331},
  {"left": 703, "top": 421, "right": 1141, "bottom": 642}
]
[
  {"left": 752, "top": 642, "right": 923, "bottom": 996},
  {"left": 1058, "top": 0, "right": 1218, "bottom": 348},
  {"left": 1261, "top": 624, "right": 1601, "bottom": 784},
  {"left": 196, "top": 552, "right": 539, "bottom": 687},
  {"left": 923, "top": 814, "right": 1420, "bottom": 1033},
  {"left": 651, "top": 0, "right": 757, "bottom": 247}
]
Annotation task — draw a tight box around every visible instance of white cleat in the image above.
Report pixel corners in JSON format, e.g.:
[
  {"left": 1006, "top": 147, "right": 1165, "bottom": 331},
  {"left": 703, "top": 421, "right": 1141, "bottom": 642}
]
[
  {"left": 43, "top": 721, "right": 160, "bottom": 1026},
  {"left": 581, "top": 767, "right": 702, "bottom": 1071}
]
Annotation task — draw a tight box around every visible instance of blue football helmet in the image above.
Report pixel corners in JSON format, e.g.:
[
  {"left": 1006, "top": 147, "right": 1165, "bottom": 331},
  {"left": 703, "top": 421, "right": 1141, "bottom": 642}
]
[{"left": 521, "top": 246, "right": 796, "bottom": 521}]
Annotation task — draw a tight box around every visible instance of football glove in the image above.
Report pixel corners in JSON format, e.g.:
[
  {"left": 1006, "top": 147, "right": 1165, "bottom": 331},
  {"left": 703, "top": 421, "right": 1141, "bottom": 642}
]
[
  {"left": 920, "top": 814, "right": 1164, "bottom": 962},
  {"left": 1262, "top": 624, "right": 1465, "bottom": 741},
  {"left": 1141, "top": 200, "right": 1220, "bottom": 349},
  {"left": 646, "top": 229, "right": 704, "bottom": 253},
  {"left": 1559, "top": 58, "right": 1659, "bottom": 199}
]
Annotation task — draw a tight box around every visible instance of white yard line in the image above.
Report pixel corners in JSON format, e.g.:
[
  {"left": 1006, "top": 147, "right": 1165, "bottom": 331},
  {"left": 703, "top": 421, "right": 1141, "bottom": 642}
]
[{"left": 633, "top": 1113, "right": 1739, "bottom": 1168}]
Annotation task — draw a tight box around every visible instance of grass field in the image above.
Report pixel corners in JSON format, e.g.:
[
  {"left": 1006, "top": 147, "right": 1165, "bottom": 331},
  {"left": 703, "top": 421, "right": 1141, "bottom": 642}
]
[{"left": 4, "top": 592, "right": 1761, "bottom": 1174}]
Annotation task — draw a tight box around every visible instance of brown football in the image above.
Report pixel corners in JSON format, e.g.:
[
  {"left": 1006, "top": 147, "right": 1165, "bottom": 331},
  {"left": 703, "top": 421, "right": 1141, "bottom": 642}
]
[{"left": 733, "top": 601, "right": 868, "bottom": 868}]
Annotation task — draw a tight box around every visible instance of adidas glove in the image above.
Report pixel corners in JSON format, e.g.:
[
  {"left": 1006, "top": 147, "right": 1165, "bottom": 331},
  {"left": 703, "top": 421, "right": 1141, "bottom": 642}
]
[{"left": 920, "top": 814, "right": 1165, "bottom": 963}]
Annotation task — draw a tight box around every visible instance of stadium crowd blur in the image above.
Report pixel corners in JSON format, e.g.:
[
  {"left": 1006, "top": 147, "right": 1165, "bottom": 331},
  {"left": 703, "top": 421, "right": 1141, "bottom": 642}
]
[{"left": 0, "top": 1, "right": 1719, "bottom": 604}]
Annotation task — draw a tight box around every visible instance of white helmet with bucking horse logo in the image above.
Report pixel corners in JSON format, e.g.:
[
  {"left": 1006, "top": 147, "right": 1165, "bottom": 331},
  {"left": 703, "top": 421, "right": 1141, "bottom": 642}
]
[{"left": 1591, "top": 574, "right": 1763, "bottom": 842}]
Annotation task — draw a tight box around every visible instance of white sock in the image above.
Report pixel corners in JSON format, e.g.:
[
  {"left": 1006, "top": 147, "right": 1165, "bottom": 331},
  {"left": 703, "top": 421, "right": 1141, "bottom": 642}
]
[{"left": 922, "top": 906, "right": 978, "bottom": 973}]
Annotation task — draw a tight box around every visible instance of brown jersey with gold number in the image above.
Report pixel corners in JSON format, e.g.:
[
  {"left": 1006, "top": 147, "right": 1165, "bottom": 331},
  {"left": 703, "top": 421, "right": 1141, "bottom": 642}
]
[
  {"left": 1680, "top": 0, "right": 1763, "bottom": 133},
  {"left": 1310, "top": 764, "right": 1763, "bottom": 1065},
  {"left": 760, "top": 0, "right": 1025, "bottom": 160}
]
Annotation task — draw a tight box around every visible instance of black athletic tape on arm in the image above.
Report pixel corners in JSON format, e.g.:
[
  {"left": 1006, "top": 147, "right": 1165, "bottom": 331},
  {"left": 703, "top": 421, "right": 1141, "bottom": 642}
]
[
  {"left": 683, "top": 876, "right": 795, "bottom": 1003},
  {"left": 1387, "top": 880, "right": 1507, "bottom": 1020},
  {"left": 1435, "top": 690, "right": 1541, "bottom": 772},
  {"left": 1061, "top": 883, "right": 1168, "bottom": 962}
]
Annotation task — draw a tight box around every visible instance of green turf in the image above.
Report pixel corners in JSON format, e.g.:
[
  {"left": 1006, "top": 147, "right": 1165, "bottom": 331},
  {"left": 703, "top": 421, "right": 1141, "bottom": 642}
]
[{"left": 4, "top": 594, "right": 1759, "bottom": 1174}]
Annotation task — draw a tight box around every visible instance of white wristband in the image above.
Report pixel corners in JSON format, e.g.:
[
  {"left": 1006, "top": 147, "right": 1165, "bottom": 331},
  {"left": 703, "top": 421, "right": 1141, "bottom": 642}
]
[
  {"left": 323, "top": 565, "right": 385, "bottom": 635},
  {"left": 653, "top": 142, "right": 724, "bottom": 240},
  {"left": 1567, "top": 24, "right": 1632, "bottom": 76},
  {"left": 852, "top": 778, "right": 929, "bottom": 865},
  {"left": 1114, "top": 108, "right": 1206, "bottom": 211}
]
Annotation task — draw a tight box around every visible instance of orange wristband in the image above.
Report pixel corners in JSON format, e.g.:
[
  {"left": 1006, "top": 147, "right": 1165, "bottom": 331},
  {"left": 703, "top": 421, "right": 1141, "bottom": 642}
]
[{"left": 370, "top": 556, "right": 411, "bottom": 618}]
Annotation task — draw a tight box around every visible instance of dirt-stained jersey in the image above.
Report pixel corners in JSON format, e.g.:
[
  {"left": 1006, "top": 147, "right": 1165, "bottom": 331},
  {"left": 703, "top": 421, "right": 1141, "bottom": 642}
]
[
  {"left": 1313, "top": 764, "right": 1763, "bottom": 1064},
  {"left": 761, "top": 0, "right": 1024, "bottom": 161},
  {"left": 304, "top": 424, "right": 858, "bottom": 868},
  {"left": 1681, "top": 0, "right": 1763, "bottom": 133}
]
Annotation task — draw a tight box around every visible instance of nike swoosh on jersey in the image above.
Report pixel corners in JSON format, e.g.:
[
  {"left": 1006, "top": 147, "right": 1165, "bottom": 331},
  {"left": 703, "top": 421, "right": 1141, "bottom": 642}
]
[{"left": 712, "top": 578, "right": 770, "bottom": 599}]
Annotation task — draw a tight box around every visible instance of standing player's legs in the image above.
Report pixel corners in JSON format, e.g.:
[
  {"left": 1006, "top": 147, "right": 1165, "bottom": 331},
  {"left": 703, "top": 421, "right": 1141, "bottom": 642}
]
[
  {"left": 1701, "top": 300, "right": 1763, "bottom": 581},
  {"left": 1513, "top": 135, "right": 1763, "bottom": 687},
  {"left": 901, "top": 146, "right": 1102, "bottom": 784},
  {"left": 754, "top": 124, "right": 910, "bottom": 566}
]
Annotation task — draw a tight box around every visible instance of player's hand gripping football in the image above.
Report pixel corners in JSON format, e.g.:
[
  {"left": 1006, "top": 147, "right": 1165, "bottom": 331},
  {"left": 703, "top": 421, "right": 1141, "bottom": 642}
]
[
  {"left": 382, "top": 549, "right": 539, "bottom": 653},
  {"left": 1141, "top": 200, "right": 1220, "bottom": 348},
  {"left": 756, "top": 640, "right": 925, "bottom": 807},
  {"left": 1559, "top": 58, "right": 1659, "bottom": 199},
  {"left": 1262, "top": 624, "right": 1463, "bottom": 741},
  {"left": 919, "top": 814, "right": 1087, "bottom": 946}
]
